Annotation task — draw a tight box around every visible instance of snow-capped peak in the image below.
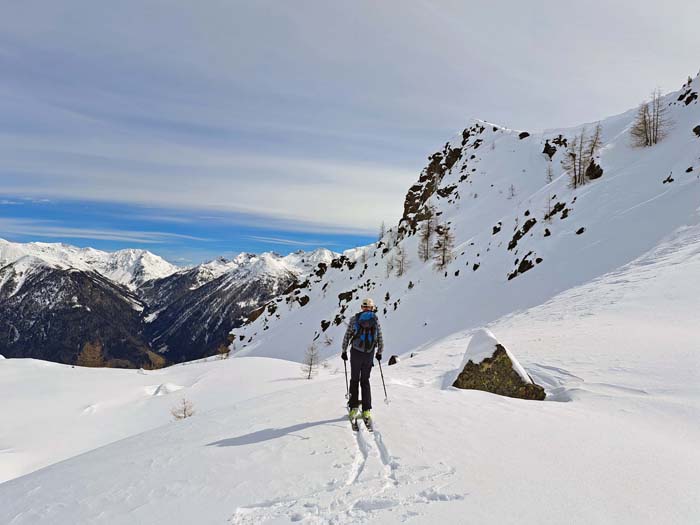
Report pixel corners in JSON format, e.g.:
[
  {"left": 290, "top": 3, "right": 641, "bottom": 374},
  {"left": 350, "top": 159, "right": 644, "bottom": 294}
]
[{"left": 0, "top": 238, "right": 179, "bottom": 290}]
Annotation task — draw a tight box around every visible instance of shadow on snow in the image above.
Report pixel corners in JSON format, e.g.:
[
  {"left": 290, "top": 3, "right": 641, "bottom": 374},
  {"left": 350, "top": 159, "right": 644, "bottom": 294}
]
[{"left": 207, "top": 416, "right": 347, "bottom": 447}]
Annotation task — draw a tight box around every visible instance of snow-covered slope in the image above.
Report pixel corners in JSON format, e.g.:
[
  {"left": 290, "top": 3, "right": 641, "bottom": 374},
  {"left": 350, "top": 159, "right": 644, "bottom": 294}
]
[
  {"left": 138, "top": 249, "right": 338, "bottom": 362},
  {"left": 0, "top": 238, "right": 179, "bottom": 290},
  {"left": 229, "top": 74, "right": 700, "bottom": 367},
  {"left": 1, "top": 219, "right": 698, "bottom": 523}
]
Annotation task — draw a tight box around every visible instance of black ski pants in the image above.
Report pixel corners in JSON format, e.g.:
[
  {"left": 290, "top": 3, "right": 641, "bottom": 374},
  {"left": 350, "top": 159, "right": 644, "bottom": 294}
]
[{"left": 349, "top": 348, "right": 374, "bottom": 411}]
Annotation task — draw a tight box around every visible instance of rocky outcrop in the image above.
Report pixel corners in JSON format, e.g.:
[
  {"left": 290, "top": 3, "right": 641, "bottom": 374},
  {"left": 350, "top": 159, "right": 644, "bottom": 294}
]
[
  {"left": 452, "top": 329, "right": 545, "bottom": 400},
  {"left": 542, "top": 140, "right": 557, "bottom": 159},
  {"left": 585, "top": 160, "right": 604, "bottom": 180}
]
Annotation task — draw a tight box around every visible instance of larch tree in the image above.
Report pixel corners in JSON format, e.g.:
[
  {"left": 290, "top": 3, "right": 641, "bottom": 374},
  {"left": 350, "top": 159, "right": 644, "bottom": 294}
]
[
  {"left": 301, "top": 342, "right": 320, "bottom": 380},
  {"left": 432, "top": 224, "right": 455, "bottom": 271},
  {"left": 394, "top": 244, "right": 408, "bottom": 277},
  {"left": 631, "top": 89, "right": 672, "bottom": 147},
  {"left": 171, "top": 398, "right": 195, "bottom": 420},
  {"left": 418, "top": 217, "right": 437, "bottom": 263},
  {"left": 545, "top": 162, "right": 554, "bottom": 183},
  {"left": 77, "top": 341, "right": 104, "bottom": 367}
]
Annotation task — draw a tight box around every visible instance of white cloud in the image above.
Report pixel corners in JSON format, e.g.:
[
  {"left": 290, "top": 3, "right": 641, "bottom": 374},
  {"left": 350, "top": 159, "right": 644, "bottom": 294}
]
[
  {"left": 0, "top": 133, "right": 413, "bottom": 233},
  {"left": 0, "top": 218, "right": 212, "bottom": 244},
  {"left": 245, "top": 236, "right": 339, "bottom": 247},
  {"left": 0, "top": 0, "right": 697, "bottom": 238}
]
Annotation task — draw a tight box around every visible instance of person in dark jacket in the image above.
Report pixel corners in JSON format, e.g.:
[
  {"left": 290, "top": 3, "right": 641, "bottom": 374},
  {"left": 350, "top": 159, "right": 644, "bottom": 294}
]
[{"left": 341, "top": 297, "right": 383, "bottom": 422}]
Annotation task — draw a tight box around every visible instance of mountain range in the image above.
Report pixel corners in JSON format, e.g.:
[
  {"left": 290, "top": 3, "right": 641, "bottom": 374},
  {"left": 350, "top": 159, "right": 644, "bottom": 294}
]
[{"left": 0, "top": 239, "right": 336, "bottom": 367}]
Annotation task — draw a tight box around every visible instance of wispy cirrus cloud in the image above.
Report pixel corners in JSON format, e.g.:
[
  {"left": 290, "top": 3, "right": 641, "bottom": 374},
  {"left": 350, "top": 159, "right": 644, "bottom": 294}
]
[
  {"left": 0, "top": 218, "right": 213, "bottom": 244},
  {"left": 245, "top": 235, "right": 339, "bottom": 247}
]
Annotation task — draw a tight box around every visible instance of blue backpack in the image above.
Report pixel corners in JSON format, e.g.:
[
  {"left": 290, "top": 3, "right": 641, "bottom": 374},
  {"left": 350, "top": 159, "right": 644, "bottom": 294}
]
[{"left": 352, "top": 311, "right": 378, "bottom": 352}]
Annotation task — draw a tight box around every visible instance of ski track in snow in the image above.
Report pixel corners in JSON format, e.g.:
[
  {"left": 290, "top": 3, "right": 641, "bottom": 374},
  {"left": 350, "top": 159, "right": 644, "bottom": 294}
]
[{"left": 230, "top": 423, "right": 464, "bottom": 524}]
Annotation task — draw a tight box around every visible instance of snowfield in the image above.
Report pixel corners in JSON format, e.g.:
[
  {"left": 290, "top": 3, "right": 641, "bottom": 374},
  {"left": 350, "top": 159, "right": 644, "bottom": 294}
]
[{"left": 1, "top": 222, "right": 698, "bottom": 523}]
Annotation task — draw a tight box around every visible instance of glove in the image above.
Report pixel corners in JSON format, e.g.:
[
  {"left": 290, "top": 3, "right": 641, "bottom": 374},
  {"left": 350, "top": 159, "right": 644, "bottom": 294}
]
[
  {"left": 376, "top": 353, "right": 382, "bottom": 362},
  {"left": 341, "top": 351, "right": 348, "bottom": 361}
]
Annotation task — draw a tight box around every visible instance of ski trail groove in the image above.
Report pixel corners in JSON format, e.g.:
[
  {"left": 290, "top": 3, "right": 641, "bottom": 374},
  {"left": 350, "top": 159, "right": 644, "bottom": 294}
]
[
  {"left": 346, "top": 427, "right": 369, "bottom": 485},
  {"left": 229, "top": 421, "right": 464, "bottom": 523}
]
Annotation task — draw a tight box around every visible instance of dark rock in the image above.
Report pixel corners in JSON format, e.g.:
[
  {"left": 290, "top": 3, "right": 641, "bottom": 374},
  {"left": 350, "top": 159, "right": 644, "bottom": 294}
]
[
  {"left": 585, "top": 160, "right": 603, "bottom": 180},
  {"left": 544, "top": 229, "right": 551, "bottom": 237},
  {"left": 507, "top": 252, "right": 536, "bottom": 280},
  {"left": 576, "top": 227, "right": 585, "bottom": 235},
  {"left": 544, "top": 201, "right": 566, "bottom": 221},
  {"left": 518, "top": 132, "right": 530, "bottom": 140},
  {"left": 315, "top": 262, "right": 328, "bottom": 278},
  {"left": 693, "top": 125, "right": 700, "bottom": 138},
  {"left": 686, "top": 166, "right": 693, "bottom": 173},
  {"left": 338, "top": 289, "right": 356, "bottom": 305},
  {"left": 388, "top": 355, "right": 400, "bottom": 366},
  {"left": 551, "top": 134, "right": 567, "bottom": 147},
  {"left": 542, "top": 140, "right": 557, "bottom": 159},
  {"left": 452, "top": 330, "right": 545, "bottom": 400},
  {"left": 508, "top": 218, "right": 537, "bottom": 250}
]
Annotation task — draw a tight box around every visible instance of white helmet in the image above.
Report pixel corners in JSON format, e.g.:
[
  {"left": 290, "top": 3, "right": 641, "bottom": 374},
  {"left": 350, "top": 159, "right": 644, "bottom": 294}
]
[{"left": 361, "top": 297, "right": 375, "bottom": 309}]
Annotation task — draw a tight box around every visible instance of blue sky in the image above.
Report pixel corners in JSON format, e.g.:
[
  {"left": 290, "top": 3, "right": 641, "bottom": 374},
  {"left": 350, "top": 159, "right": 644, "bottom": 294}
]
[{"left": 1, "top": 1, "right": 698, "bottom": 264}]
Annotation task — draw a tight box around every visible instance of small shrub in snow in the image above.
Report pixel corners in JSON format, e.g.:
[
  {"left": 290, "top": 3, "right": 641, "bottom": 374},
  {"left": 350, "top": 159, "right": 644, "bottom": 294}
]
[
  {"left": 301, "top": 342, "right": 320, "bottom": 380},
  {"left": 171, "top": 398, "right": 195, "bottom": 420}
]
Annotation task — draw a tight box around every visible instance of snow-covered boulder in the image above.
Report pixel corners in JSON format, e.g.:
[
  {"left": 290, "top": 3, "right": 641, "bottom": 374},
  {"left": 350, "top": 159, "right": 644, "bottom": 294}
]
[{"left": 452, "top": 328, "right": 545, "bottom": 400}]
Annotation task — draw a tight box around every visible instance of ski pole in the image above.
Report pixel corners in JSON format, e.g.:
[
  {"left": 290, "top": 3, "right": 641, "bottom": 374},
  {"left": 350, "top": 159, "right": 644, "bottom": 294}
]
[
  {"left": 343, "top": 358, "right": 349, "bottom": 400},
  {"left": 378, "top": 359, "right": 389, "bottom": 404}
]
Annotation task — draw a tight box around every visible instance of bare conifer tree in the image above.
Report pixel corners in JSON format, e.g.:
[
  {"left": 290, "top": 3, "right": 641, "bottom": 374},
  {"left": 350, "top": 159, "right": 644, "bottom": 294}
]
[
  {"left": 385, "top": 253, "right": 395, "bottom": 278},
  {"left": 574, "top": 126, "right": 587, "bottom": 187},
  {"left": 378, "top": 222, "right": 386, "bottom": 242},
  {"left": 77, "top": 341, "right": 104, "bottom": 367},
  {"left": 631, "top": 90, "right": 672, "bottom": 147},
  {"left": 650, "top": 88, "right": 671, "bottom": 145},
  {"left": 508, "top": 184, "right": 516, "bottom": 199},
  {"left": 631, "top": 102, "right": 652, "bottom": 147},
  {"left": 562, "top": 125, "right": 602, "bottom": 188},
  {"left": 418, "top": 217, "right": 436, "bottom": 262},
  {"left": 544, "top": 194, "right": 553, "bottom": 223},
  {"left": 586, "top": 122, "right": 602, "bottom": 161},
  {"left": 216, "top": 343, "right": 230, "bottom": 360},
  {"left": 171, "top": 398, "right": 195, "bottom": 420},
  {"left": 394, "top": 245, "right": 408, "bottom": 277},
  {"left": 432, "top": 224, "right": 455, "bottom": 271},
  {"left": 562, "top": 134, "right": 579, "bottom": 188},
  {"left": 301, "top": 342, "right": 319, "bottom": 379},
  {"left": 546, "top": 162, "right": 554, "bottom": 183}
]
